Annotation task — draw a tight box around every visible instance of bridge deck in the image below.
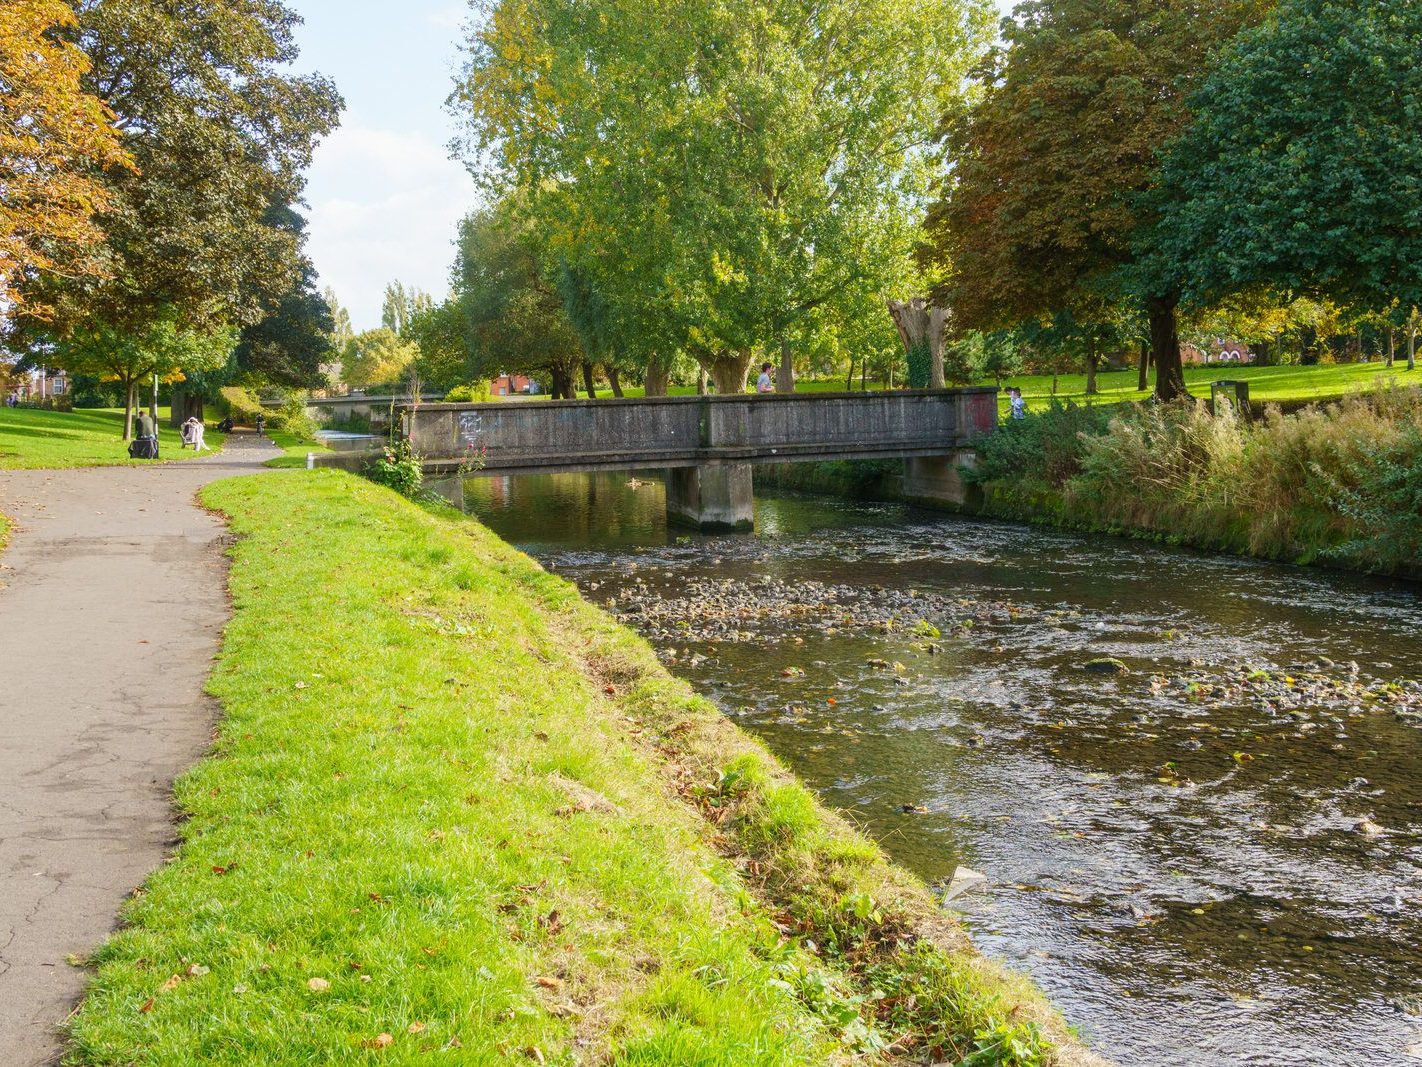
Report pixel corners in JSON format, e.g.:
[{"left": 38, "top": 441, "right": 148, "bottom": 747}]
[{"left": 401, "top": 389, "right": 998, "bottom": 475}]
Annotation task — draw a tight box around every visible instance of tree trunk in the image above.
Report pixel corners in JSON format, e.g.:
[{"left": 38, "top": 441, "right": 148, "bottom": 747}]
[
  {"left": 845, "top": 357, "right": 855, "bottom": 391},
  {"left": 1254, "top": 340, "right": 1272, "bottom": 368},
  {"left": 581, "top": 361, "right": 598, "bottom": 399},
  {"left": 643, "top": 354, "right": 670, "bottom": 397},
  {"left": 607, "top": 365, "right": 624, "bottom": 398},
  {"left": 1136, "top": 340, "right": 1151, "bottom": 391},
  {"left": 1085, "top": 339, "right": 1098, "bottom": 396},
  {"left": 707, "top": 350, "right": 752, "bottom": 395},
  {"left": 861, "top": 361, "right": 868, "bottom": 391},
  {"left": 776, "top": 337, "right": 795, "bottom": 393},
  {"left": 1408, "top": 309, "right": 1418, "bottom": 371},
  {"left": 550, "top": 364, "right": 575, "bottom": 400},
  {"left": 887, "top": 298, "right": 949, "bottom": 389},
  {"left": 1149, "top": 296, "right": 1190, "bottom": 402},
  {"left": 123, "top": 378, "right": 137, "bottom": 440},
  {"left": 1387, "top": 331, "right": 1395, "bottom": 368},
  {"left": 697, "top": 368, "right": 708, "bottom": 395}
]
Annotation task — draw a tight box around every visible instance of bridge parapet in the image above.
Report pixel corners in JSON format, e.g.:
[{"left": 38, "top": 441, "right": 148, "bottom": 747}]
[{"left": 400, "top": 388, "right": 997, "bottom": 473}]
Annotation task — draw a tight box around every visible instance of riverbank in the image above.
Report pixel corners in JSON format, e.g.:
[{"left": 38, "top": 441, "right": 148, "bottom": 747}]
[
  {"left": 66, "top": 469, "right": 1103, "bottom": 1065},
  {"left": 759, "top": 390, "right": 1422, "bottom": 581},
  {"left": 0, "top": 407, "right": 227, "bottom": 470}
]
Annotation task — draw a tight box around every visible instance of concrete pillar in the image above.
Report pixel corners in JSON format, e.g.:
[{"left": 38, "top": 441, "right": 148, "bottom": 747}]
[
  {"left": 666, "top": 464, "right": 754, "bottom": 532},
  {"left": 903, "top": 450, "right": 980, "bottom": 510}
]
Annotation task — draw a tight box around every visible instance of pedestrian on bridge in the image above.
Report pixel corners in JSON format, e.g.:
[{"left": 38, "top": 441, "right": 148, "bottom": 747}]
[{"left": 756, "top": 363, "right": 775, "bottom": 393}]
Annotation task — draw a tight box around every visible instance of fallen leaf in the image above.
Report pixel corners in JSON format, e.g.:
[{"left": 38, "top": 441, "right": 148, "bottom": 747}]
[
  {"left": 408, "top": 1022, "right": 426, "bottom": 1035},
  {"left": 186, "top": 964, "right": 209, "bottom": 978},
  {"left": 139, "top": 998, "right": 155, "bottom": 1014},
  {"left": 366, "top": 1033, "right": 394, "bottom": 1049},
  {"left": 534, "top": 975, "right": 563, "bottom": 990},
  {"left": 307, "top": 977, "right": 330, "bottom": 992},
  {"left": 160, "top": 974, "right": 181, "bottom": 992}
]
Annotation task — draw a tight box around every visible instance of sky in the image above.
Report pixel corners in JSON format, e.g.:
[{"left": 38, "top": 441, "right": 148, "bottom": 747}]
[
  {"left": 288, "top": 0, "right": 1015, "bottom": 332},
  {"left": 288, "top": 0, "right": 477, "bottom": 331}
]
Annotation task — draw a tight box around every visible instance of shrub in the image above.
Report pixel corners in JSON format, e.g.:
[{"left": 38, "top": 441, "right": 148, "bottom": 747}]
[
  {"left": 366, "top": 438, "right": 423, "bottom": 497},
  {"left": 966, "top": 401, "right": 1113, "bottom": 488},
  {"left": 444, "top": 381, "right": 492, "bottom": 403}
]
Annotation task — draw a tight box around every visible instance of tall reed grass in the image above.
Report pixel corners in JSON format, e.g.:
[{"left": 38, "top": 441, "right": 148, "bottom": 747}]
[{"left": 969, "top": 389, "right": 1422, "bottom": 577}]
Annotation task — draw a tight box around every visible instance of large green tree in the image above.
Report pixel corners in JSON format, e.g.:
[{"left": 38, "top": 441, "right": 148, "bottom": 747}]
[
  {"left": 1143, "top": 0, "right": 1422, "bottom": 342},
  {"left": 923, "top": 0, "right": 1269, "bottom": 401},
  {"left": 54, "top": 314, "right": 235, "bottom": 437},
  {"left": 21, "top": 0, "right": 342, "bottom": 335},
  {"left": 453, "top": 203, "right": 583, "bottom": 399},
  {"left": 456, "top": 0, "right": 993, "bottom": 393}
]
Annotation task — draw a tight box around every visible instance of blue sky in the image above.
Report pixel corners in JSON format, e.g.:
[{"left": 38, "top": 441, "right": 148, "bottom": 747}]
[{"left": 289, "top": 0, "right": 1014, "bottom": 330}]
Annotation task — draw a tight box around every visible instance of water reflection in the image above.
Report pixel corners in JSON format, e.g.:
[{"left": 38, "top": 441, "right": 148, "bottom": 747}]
[{"left": 464, "top": 471, "right": 1422, "bottom": 1067}]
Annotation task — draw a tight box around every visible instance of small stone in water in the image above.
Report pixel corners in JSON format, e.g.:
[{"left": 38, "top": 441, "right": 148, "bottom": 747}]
[{"left": 1354, "top": 818, "right": 1385, "bottom": 838}]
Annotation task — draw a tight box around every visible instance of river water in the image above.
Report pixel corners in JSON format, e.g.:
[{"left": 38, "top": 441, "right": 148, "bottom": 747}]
[{"left": 460, "top": 471, "right": 1422, "bottom": 1067}]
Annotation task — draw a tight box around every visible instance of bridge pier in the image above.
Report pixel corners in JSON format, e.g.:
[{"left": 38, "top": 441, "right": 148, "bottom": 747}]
[
  {"left": 665, "top": 464, "right": 754, "bottom": 532},
  {"left": 902, "top": 450, "right": 980, "bottom": 509}
]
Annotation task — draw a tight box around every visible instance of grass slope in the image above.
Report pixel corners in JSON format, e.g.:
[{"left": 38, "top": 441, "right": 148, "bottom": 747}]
[
  {"left": 67, "top": 471, "right": 1100, "bottom": 1066},
  {"left": 0, "top": 408, "right": 226, "bottom": 470}
]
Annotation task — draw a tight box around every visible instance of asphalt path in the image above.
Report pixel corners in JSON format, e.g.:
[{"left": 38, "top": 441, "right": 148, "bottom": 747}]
[{"left": 0, "top": 434, "right": 277, "bottom": 1065}]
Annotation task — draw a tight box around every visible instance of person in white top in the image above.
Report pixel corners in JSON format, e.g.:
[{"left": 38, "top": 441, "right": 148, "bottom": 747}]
[
  {"left": 182, "top": 416, "right": 210, "bottom": 452},
  {"left": 756, "top": 362, "right": 775, "bottom": 393}
]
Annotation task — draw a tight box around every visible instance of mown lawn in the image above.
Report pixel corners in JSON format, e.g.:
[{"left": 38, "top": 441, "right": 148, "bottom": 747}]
[
  {"left": 0, "top": 407, "right": 226, "bottom": 470},
  {"left": 599, "top": 361, "right": 1413, "bottom": 412},
  {"left": 66, "top": 471, "right": 1091, "bottom": 1066}
]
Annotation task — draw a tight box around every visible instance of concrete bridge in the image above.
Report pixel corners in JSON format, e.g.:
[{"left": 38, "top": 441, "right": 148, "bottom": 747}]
[{"left": 390, "top": 389, "right": 997, "bottom": 531}]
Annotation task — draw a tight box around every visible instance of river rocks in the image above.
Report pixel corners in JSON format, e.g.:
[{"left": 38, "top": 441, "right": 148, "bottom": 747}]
[
  {"left": 1354, "top": 817, "right": 1386, "bottom": 838},
  {"left": 1083, "top": 657, "right": 1130, "bottom": 675}
]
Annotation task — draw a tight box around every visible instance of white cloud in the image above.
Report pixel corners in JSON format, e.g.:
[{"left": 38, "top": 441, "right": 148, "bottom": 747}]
[
  {"left": 426, "top": 5, "right": 466, "bottom": 30},
  {"left": 304, "top": 121, "right": 481, "bottom": 330}
]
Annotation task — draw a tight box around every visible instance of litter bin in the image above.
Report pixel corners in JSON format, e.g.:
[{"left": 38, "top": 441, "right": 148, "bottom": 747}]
[{"left": 1211, "top": 379, "right": 1250, "bottom": 416}]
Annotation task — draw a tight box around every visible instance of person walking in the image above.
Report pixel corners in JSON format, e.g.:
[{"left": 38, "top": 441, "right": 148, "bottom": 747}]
[
  {"left": 1008, "top": 386, "right": 1027, "bottom": 421},
  {"left": 756, "top": 362, "right": 775, "bottom": 394}
]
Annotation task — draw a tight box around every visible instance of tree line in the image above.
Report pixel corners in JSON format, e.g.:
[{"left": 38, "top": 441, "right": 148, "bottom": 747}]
[
  {"left": 2, "top": 0, "right": 342, "bottom": 436},
  {"left": 377, "top": 0, "right": 1418, "bottom": 402}
]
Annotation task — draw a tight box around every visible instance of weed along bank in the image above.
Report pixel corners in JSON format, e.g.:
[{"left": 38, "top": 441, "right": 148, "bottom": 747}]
[{"left": 66, "top": 469, "right": 1102, "bottom": 1065}]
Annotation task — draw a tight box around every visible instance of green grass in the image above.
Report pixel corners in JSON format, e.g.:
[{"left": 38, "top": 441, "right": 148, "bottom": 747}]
[
  {"left": 65, "top": 471, "right": 1091, "bottom": 1065},
  {"left": 531, "top": 361, "right": 1412, "bottom": 412},
  {"left": 263, "top": 430, "right": 333, "bottom": 469},
  {"left": 994, "top": 361, "right": 1415, "bottom": 414},
  {"left": 0, "top": 407, "right": 226, "bottom": 470}
]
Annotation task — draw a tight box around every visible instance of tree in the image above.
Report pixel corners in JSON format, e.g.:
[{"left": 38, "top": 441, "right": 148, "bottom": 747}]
[
  {"left": 456, "top": 0, "right": 992, "bottom": 394},
  {"left": 1144, "top": 0, "right": 1422, "bottom": 344},
  {"left": 18, "top": 0, "right": 342, "bottom": 337},
  {"left": 453, "top": 203, "right": 583, "bottom": 400},
  {"left": 406, "top": 300, "right": 469, "bottom": 392},
  {"left": 382, "top": 281, "right": 434, "bottom": 336},
  {"left": 923, "top": 0, "right": 1268, "bottom": 401},
  {"left": 341, "top": 329, "right": 417, "bottom": 391},
  {"left": 231, "top": 206, "right": 335, "bottom": 388},
  {"left": 0, "top": 0, "right": 130, "bottom": 314},
  {"left": 53, "top": 314, "right": 235, "bottom": 437},
  {"left": 323, "top": 288, "right": 354, "bottom": 348}
]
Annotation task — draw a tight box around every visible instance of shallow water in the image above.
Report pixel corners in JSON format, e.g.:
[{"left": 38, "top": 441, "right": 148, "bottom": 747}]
[{"left": 462, "top": 471, "right": 1422, "bottom": 1066}]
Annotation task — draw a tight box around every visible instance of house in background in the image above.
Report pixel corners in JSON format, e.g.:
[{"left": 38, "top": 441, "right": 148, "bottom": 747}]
[
  {"left": 1182, "top": 340, "right": 1254, "bottom": 365},
  {"left": 490, "top": 373, "right": 537, "bottom": 396},
  {"left": 5, "top": 367, "right": 68, "bottom": 405}
]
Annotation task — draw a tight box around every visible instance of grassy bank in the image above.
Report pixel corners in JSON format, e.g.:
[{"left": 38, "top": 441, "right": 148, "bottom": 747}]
[
  {"left": 0, "top": 408, "right": 225, "bottom": 470},
  {"left": 263, "top": 429, "right": 333, "bottom": 469},
  {"left": 67, "top": 470, "right": 1101, "bottom": 1065},
  {"left": 969, "top": 390, "right": 1422, "bottom": 578}
]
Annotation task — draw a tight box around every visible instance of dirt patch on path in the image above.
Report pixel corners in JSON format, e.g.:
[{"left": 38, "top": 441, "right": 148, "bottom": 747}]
[{"left": 0, "top": 435, "right": 278, "bottom": 1065}]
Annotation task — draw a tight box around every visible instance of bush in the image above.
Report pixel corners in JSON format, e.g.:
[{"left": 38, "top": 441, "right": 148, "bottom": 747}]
[
  {"left": 269, "top": 394, "right": 320, "bottom": 442},
  {"left": 366, "top": 438, "right": 423, "bottom": 497},
  {"left": 218, "top": 386, "right": 264, "bottom": 425},
  {"left": 966, "top": 401, "right": 1113, "bottom": 488},
  {"left": 444, "top": 381, "right": 492, "bottom": 403}
]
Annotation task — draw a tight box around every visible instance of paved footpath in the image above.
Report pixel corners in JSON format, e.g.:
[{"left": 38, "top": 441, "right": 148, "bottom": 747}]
[{"left": 0, "top": 434, "right": 278, "bottom": 1065}]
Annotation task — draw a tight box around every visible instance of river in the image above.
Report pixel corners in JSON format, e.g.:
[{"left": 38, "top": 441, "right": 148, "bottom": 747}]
[{"left": 459, "top": 470, "right": 1422, "bottom": 1067}]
